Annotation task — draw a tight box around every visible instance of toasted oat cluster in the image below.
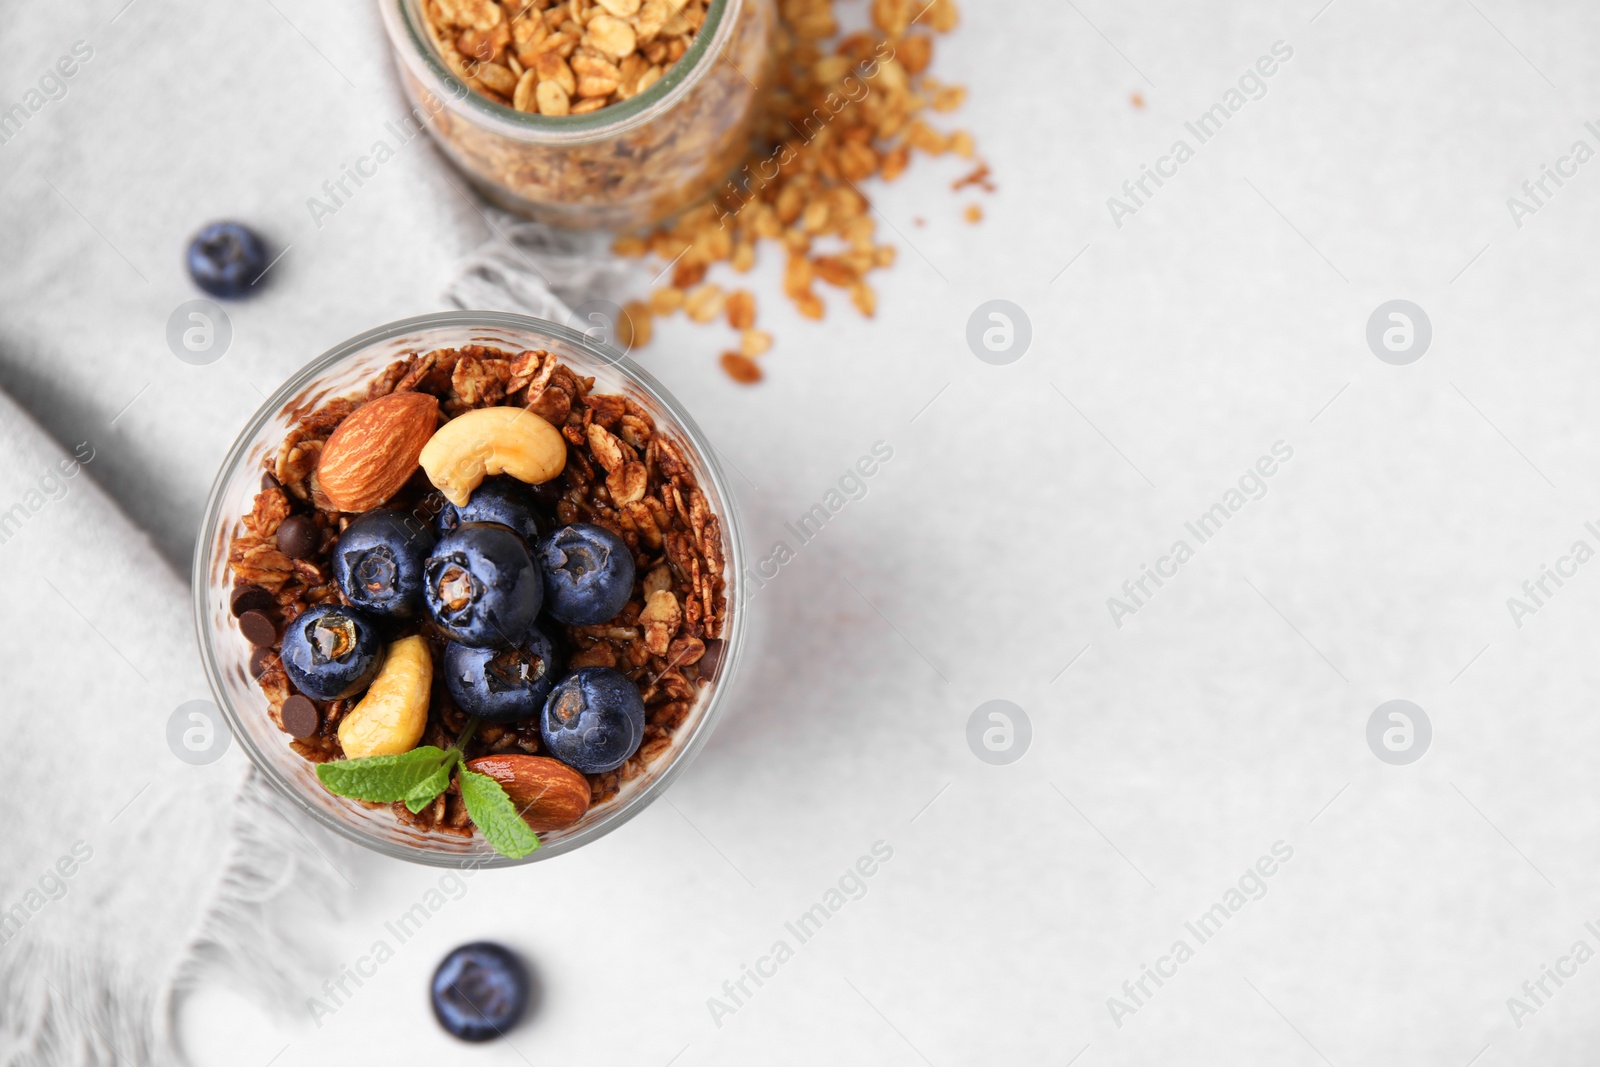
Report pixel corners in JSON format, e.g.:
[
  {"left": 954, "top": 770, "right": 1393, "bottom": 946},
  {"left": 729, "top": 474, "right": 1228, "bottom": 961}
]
[
  {"left": 425, "top": 0, "right": 710, "bottom": 115},
  {"left": 612, "top": 0, "right": 982, "bottom": 383},
  {"left": 227, "top": 345, "right": 727, "bottom": 838}
]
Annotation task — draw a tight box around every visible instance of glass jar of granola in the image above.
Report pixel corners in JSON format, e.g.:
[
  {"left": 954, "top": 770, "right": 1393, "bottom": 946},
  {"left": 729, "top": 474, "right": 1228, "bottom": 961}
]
[{"left": 381, "top": 0, "right": 774, "bottom": 231}]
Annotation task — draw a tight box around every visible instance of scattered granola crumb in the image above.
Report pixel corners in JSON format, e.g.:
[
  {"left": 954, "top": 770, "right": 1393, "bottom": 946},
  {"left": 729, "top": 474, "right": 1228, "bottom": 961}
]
[
  {"left": 619, "top": 300, "right": 652, "bottom": 350},
  {"left": 648, "top": 286, "right": 684, "bottom": 315},
  {"left": 1131, "top": 91, "right": 1145, "bottom": 109},
  {"left": 739, "top": 329, "right": 772, "bottom": 358},
  {"left": 613, "top": 0, "right": 983, "bottom": 384},
  {"left": 930, "top": 82, "right": 966, "bottom": 112},
  {"left": 952, "top": 161, "right": 994, "bottom": 192},
  {"left": 683, "top": 283, "right": 726, "bottom": 324},
  {"left": 725, "top": 290, "right": 755, "bottom": 330},
  {"left": 719, "top": 352, "right": 762, "bottom": 384},
  {"left": 964, "top": 204, "right": 983, "bottom": 224}
]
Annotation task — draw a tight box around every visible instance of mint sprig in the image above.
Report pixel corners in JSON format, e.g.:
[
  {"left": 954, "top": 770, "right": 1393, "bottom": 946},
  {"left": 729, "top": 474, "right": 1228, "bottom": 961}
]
[
  {"left": 458, "top": 769, "right": 541, "bottom": 859},
  {"left": 316, "top": 746, "right": 458, "bottom": 804},
  {"left": 314, "top": 717, "right": 541, "bottom": 858},
  {"left": 402, "top": 760, "right": 457, "bottom": 814}
]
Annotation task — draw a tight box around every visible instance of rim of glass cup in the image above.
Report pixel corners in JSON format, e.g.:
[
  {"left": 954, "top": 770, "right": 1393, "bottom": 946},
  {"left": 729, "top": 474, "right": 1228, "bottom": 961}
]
[
  {"left": 193, "top": 311, "right": 745, "bottom": 868},
  {"left": 380, "top": 0, "right": 737, "bottom": 144}
]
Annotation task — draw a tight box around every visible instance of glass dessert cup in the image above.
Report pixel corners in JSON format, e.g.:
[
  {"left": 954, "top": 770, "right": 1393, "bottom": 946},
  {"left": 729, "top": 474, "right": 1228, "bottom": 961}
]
[{"left": 194, "top": 312, "right": 744, "bottom": 867}]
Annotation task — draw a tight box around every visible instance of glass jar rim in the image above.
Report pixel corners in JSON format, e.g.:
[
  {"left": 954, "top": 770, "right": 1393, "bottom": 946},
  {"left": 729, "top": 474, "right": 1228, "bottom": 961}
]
[
  {"left": 381, "top": 0, "right": 739, "bottom": 144},
  {"left": 192, "top": 311, "right": 746, "bottom": 867}
]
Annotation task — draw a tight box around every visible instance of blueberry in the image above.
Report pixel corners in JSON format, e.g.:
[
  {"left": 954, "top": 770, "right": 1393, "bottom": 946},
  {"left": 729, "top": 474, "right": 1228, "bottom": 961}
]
[
  {"left": 424, "top": 523, "right": 542, "bottom": 648},
  {"left": 540, "top": 667, "right": 645, "bottom": 774},
  {"left": 332, "top": 509, "right": 435, "bottom": 620},
  {"left": 430, "top": 942, "right": 529, "bottom": 1042},
  {"left": 278, "top": 604, "right": 383, "bottom": 701},
  {"left": 526, "top": 474, "right": 564, "bottom": 512},
  {"left": 536, "top": 523, "right": 635, "bottom": 626},
  {"left": 186, "top": 221, "right": 268, "bottom": 298},
  {"left": 444, "top": 625, "right": 559, "bottom": 723},
  {"left": 436, "top": 476, "right": 540, "bottom": 544}
]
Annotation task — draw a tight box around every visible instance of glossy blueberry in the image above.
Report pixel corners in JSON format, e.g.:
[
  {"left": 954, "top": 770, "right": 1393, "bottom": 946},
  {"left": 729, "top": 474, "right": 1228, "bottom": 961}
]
[
  {"left": 536, "top": 523, "right": 635, "bottom": 626},
  {"left": 525, "top": 474, "right": 564, "bottom": 512},
  {"left": 278, "top": 603, "right": 383, "bottom": 701},
  {"left": 540, "top": 667, "right": 645, "bottom": 774},
  {"left": 186, "top": 221, "right": 268, "bottom": 298},
  {"left": 444, "top": 625, "right": 559, "bottom": 724},
  {"left": 435, "top": 476, "right": 540, "bottom": 544},
  {"left": 424, "top": 523, "right": 542, "bottom": 648},
  {"left": 332, "top": 509, "right": 435, "bottom": 620},
  {"left": 430, "top": 942, "right": 529, "bottom": 1042}
]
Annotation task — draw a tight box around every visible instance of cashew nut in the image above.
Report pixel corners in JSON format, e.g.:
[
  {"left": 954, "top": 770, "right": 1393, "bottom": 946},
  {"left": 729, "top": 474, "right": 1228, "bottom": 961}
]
[
  {"left": 419, "top": 406, "right": 567, "bottom": 506},
  {"left": 337, "top": 635, "right": 432, "bottom": 759}
]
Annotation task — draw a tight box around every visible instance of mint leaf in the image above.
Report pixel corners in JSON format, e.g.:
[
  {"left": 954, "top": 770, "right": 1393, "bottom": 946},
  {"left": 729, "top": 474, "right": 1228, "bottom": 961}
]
[
  {"left": 458, "top": 769, "right": 540, "bottom": 859},
  {"left": 317, "top": 746, "right": 455, "bottom": 804},
  {"left": 403, "top": 759, "right": 458, "bottom": 814}
]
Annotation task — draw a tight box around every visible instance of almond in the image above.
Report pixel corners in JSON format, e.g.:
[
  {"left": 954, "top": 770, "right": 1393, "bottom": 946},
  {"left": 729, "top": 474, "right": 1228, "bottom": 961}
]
[
  {"left": 315, "top": 391, "right": 438, "bottom": 512},
  {"left": 465, "top": 754, "right": 591, "bottom": 831}
]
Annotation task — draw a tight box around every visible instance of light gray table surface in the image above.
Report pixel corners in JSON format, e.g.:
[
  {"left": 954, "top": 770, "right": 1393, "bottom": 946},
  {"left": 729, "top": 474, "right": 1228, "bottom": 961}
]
[{"left": 6, "top": 1, "right": 1600, "bottom": 1064}]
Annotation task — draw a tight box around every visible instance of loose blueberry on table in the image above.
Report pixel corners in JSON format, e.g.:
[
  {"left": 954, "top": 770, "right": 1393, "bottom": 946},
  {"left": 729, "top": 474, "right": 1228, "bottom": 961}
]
[
  {"left": 431, "top": 942, "right": 530, "bottom": 1042},
  {"left": 225, "top": 345, "right": 729, "bottom": 858},
  {"left": 186, "top": 221, "right": 268, "bottom": 299}
]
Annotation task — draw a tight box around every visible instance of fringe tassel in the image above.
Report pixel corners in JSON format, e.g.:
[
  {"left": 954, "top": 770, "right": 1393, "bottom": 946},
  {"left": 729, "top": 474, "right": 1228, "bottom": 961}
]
[
  {"left": 1, "top": 773, "right": 349, "bottom": 1067},
  {"left": 442, "top": 214, "right": 629, "bottom": 322},
  {"left": 167, "top": 773, "right": 349, "bottom": 1044}
]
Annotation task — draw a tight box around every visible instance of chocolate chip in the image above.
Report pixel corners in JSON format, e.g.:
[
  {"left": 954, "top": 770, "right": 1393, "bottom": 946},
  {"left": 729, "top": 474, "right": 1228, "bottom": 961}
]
[
  {"left": 261, "top": 471, "right": 282, "bottom": 492},
  {"left": 698, "top": 638, "right": 725, "bottom": 680},
  {"left": 230, "top": 584, "right": 275, "bottom": 617},
  {"left": 239, "top": 609, "right": 278, "bottom": 647},
  {"left": 280, "top": 695, "right": 320, "bottom": 739},
  {"left": 276, "top": 514, "right": 320, "bottom": 560},
  {"left": 249, "top": 646, "right": 276, "bottom": 678}
]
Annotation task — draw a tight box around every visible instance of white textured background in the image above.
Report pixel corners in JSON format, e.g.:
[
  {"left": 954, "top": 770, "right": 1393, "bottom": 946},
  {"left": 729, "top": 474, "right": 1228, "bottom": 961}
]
[{"left": 6, "top": 0, "right": 1600, "bottom": 1064}]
